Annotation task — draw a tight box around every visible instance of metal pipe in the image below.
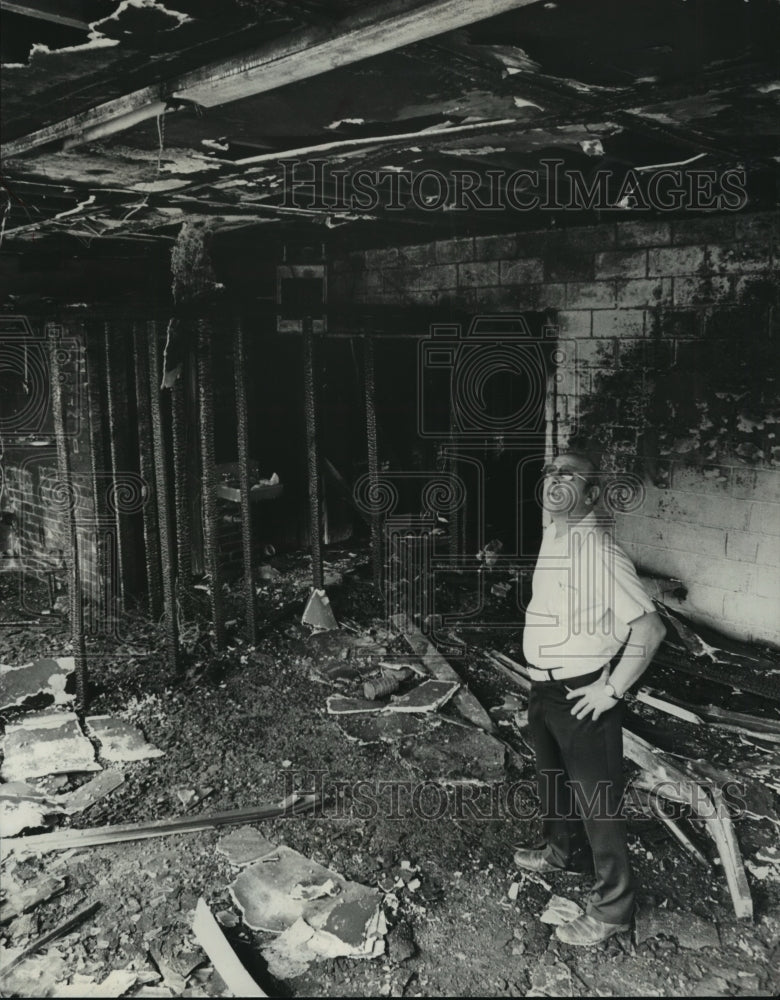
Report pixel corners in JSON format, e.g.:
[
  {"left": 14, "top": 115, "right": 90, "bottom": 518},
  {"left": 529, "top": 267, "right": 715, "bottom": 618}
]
[
  {"left": 302, "top": 319, "right": 324, "bottom": 592},
  {"left": 147, "top": 320, "right": 181, "bottom": 673},
  {"left": 363, "top": 337, "right": 383, "bottom": 591},
  {"left": 47, "top": 325, "right": 88, "bottom": 711},
  {"left": 132, "top": 322, "right": 163, "bottom": 619},
  {"left": 197, "top": 319, "right": 226, "bottom": 651},
  {"left": 233, "top": 318, "right": 257, "bottom": 644}
]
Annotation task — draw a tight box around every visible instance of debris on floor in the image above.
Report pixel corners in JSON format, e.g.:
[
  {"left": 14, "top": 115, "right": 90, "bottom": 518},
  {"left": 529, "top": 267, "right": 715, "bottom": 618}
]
[
  {"left": 85, "top": 715, "right": 164, "bottom": 762},
  {"left": 192, "top": 898, "right": 267, "bottom": 997},
  {"left": 58, "top": 770, "right": 125, "bottom": 815},
  {"left": 0, "top": 781, "right": 64, "bottom": 835},
  {"left": 335, "top": 711, "right": 433, "bottom": 745},
  {"left": 634, "top": 901, "right": 721, "bottom": 950},
  {"left": 326, "top": 694, "right": 386, "bottom": 715},
  {"left": 384, "top": 679, "right": 459, "bottom": 714},
  {"left": 229, "top": 842, "right": 387, "bottom": 977},
  {"left": 398, "top": 719, "right": 506, "bottom": 784},
  {"left": 1, "top": 712, "right": 102, "bottom": 781},
  {"left": 0, "top": 873, "right": 66, "bottom": 923},
  {"left": 0, "top": 656, "right": 75, "bottom": 711},
  {"left": 216, "top": 826, "right": 278, "bottom": 867}
]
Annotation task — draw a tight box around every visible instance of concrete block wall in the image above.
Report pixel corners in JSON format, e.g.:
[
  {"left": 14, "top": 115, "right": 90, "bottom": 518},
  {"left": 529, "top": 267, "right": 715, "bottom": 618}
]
[
  {"left": 1, "top": 330, "right": 101, "bottom": 606},
  {"left": 329, "top": 211, "right": 780, "bottom": 647}
]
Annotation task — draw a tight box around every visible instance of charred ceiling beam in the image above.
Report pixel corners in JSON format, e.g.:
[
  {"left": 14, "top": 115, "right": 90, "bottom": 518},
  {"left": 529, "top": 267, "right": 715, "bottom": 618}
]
[
  {"left": 0, "top": 0, "right": 89, "bottom": 31},
  {"left": 2, "top": 0, "right": 536, "bottom": 157}
]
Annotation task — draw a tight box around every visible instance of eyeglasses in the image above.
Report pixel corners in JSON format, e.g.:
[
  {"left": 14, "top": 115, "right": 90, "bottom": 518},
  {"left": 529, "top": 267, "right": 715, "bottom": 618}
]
[{"left": 541, "top": 463, "right": 590, "bottom": 484}]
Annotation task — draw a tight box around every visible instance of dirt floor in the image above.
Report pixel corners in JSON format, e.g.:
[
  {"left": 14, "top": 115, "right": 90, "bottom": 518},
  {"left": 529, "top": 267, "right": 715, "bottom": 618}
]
[{"left": 1, "top": 552, "right": 779, "bottom": 997}]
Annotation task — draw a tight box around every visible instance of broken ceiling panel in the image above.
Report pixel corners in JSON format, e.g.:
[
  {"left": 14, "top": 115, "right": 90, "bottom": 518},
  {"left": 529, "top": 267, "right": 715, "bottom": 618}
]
[{"left": 1, "top": 712, "right": 102, "bottom": 781}]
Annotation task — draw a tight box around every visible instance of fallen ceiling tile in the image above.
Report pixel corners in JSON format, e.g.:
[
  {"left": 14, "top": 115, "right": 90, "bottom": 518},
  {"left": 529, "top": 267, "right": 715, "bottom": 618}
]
[
  {"left": 0, "top": 657, "right": 75, "bottom": 711},
  {"left": 335, "top": 712, "right": 436, "bottom": 745},
  {"left": 0, "top": 874, "right": 66, "bottom": 923},
  {"left": 229, "top": 844, "right": 382, "bottom": 942},
  {"left": 1, "top": 712, "right": 102, "bottom": 781},
  {"left": 58, "top": 770, "right": 125, "bottom": 815},
  {"left": 0, "top": 782, "right": 64, "bottom": 836},
  {"left": 326, "top": 695, "right": 383, "bottom": 715},
  {"left": 50, "top": 969, "right": 143, "bottom": 997},
  {"left": 384, "top": 679, "right": 459, "bottom": 714},
  {"left": 84, "top": 715, "right": 164, "bottom": 762},
  {"left": 216, "top": 826, "right": 278, "bottom": 867}
]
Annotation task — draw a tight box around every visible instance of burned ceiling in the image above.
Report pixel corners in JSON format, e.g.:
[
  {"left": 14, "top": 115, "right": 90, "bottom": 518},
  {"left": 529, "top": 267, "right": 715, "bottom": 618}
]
[{"left": 0, "top": 0, "right": 779, "bottom": 253}]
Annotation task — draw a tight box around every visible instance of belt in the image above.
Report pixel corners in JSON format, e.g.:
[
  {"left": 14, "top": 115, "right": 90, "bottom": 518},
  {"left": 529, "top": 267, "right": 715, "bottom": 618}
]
[{"left": 526, "top": 664, "right": 606, "bottom": 683}]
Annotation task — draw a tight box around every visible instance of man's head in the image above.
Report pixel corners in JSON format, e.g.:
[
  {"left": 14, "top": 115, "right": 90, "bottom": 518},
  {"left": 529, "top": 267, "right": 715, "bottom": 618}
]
[{"left": 541, "top": 450, "right": 600, "bottom": 519}]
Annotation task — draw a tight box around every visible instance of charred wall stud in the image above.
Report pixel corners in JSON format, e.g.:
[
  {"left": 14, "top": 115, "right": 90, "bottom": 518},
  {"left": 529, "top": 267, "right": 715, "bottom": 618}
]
[
  {"left": 171, "top": 367, "right": 194, "bottom": 619},
  {"left": 47, "top": 324, "right": 88, "bottom": 711},
  {"left": 363, "top": 336, "right": 383, "bottom": 594},
  {"left": 132, "top": 321, "right": 163, "bottom": 621},
  {"left": 233, "top": 318, "right": 257, "bottom": 645},
  {"left": 197, "top": 319, "right": 226, "bottom": 651},
  {"left": 147, "top": 320, "right": 181, "bottom": 674},
  {"left": 301, "top": 319, "right": 337, "bottom": 631}
]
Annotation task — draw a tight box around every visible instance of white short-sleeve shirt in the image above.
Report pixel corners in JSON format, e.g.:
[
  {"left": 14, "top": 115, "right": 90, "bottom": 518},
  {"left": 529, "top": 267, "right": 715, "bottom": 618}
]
[{"left": 522, "top": 512, "right": 655, "bottom": 676}]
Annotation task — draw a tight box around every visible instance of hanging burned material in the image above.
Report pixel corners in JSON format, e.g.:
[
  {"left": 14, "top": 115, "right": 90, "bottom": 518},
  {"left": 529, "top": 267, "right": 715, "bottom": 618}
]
[
  {"left": 147, "top": 320, "right": 181, "bottom": 673},
  {"left": 132, "top": 322, "right": 163, "bottom": 620},
  {"left": 197, "top": 320, "right": 227, "bottom": 651},
  {"left": 233, "top": 319, "right": 258, "bottom": 644},
  {"left": 47, "top": 324, "right": 88, "bottom": 711}
]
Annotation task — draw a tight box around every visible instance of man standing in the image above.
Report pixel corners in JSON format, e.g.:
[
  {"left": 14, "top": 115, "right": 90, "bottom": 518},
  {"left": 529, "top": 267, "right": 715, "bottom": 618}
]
[{"left": 516, "top": 451, "right": 665, "bottom": 946}]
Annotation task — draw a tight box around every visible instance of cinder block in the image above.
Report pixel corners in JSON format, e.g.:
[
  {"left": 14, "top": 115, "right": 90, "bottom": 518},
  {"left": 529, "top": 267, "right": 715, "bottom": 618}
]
[
  {"left": 648, "top": 246, "right": 706, "bottom": 276},
  {"left": 565, "top": 225, "right": 617, "bottom": 250},
  {"left": 670, "top": 462, "right": 731, "bottom": 494},
  {"left": 645, "top": 486, "right": 751, "bottom": 531},
  {"left": 500, "top": 258, "right": 544, "bottom": 284},
  {"left": 632, "top": 517, "right": 726, "bottom": 558},
  {"left": 575, "top": 338, "right": 617, "bottom": 368},
  {"left": 616, "top": 221, "right": 671, "bottom": 248},
  {"left": 538, "top": 282, "right": 567, "bottom": 309},
  {"left": 672, "top": 217, "right": 735, "bottom": 245},
  {"left": 566, "top": 282, "right": 616, "bottom": 309},
  {"left": 672, "top": 275, "right": 734, "bottom": 306},
  {"left": 435, "top": 238, "right": 474, "bottom": 263},
  {"left": 733, "top": 212, "right": 780, "bottom": 241},
  {"left": 592, "top": 309, "right": 645, "bottom": 338},
  {"left": 731, "top": 468, "right": 780, "bottom": 503},
  {"left": 384, "top": 263, "right": 457, "bottom": 292},
  {"left": 472, "top": 285, "right": 537, "bottom": 311},
  {"left": 749, "top": 501, "right": 780, "bottom": 538},
  {"left": 456, "top": 261, "right": 499, "bottom": 287},
  {"left": 543, "top": 247, "right": 593, "bottom": 283},
  {"left": 555, "top": 310, "right": 592, "bottom": 338},
  {"left": 708, "top": 242, "right": 772, "bottom": 274},
  {"left": 595, "top": 250, "right": 647, "bottom": 280},
  {"left": 515, "top": 229, "right": 566, "bottom": 258},
  {"left": 473, "top": 234, "right": 517, "bottom": 260},
  {"left": 723, "top": 591, "right": 778, "bottom": 632},
  {"left": 365, "top": 247, "right": 399, "bottom": 268},
  {"left": 616, "top": 278, "right": 672, "bottom": 308},
  {"left": 725, "top": 530, "right": 759, "bottom": 563},
  {"left": 754, "top": 561, "right": 780, "bottom": 596},
  {"left": 397, "top": 243, "right": 437, "bottom": 266}
]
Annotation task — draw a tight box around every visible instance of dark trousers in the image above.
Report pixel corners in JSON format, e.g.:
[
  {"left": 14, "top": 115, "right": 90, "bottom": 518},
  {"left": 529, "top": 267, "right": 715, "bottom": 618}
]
[{"left": 528, "top": 667, "right": 634, "bottom": 925}]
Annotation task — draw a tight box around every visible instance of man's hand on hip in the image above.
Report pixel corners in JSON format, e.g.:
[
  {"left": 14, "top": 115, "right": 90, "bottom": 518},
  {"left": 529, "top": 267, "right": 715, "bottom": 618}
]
[{"left": 565, "top": 678, "right": 617, "bottom": 721}]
